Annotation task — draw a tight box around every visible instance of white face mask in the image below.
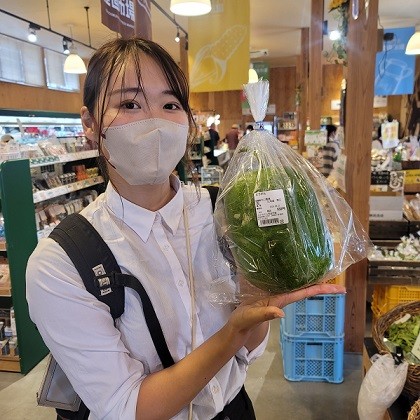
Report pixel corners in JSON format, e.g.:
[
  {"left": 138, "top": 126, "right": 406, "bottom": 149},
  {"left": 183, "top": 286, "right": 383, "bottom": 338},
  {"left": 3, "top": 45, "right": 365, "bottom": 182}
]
[{"left": 102, "top": 118, "right": 189, "bottom": 185}]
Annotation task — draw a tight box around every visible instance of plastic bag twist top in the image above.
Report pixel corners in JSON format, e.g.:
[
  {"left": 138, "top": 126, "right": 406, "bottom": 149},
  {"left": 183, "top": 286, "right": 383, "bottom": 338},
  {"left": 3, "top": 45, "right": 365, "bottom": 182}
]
[{"left": 243, "top": 80, "right": 269, "bottom": 126}]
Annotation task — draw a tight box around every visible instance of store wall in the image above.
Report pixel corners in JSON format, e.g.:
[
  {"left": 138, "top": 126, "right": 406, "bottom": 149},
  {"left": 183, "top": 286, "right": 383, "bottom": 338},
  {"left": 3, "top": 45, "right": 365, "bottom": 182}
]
[{"left": 0, "top": 77, "right": 85, "bottom": 114}]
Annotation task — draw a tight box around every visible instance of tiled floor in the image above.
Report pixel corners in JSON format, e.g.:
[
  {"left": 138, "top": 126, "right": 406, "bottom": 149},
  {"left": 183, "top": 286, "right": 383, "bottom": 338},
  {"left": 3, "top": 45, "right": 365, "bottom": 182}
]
[{"left": 0, "top": 316, "right": 365, "bottom": 419}]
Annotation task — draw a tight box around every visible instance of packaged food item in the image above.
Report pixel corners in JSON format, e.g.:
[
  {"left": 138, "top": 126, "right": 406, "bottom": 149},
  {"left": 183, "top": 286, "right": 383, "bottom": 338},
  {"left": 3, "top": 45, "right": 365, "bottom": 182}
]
[{"left": 213, "top": 80, "right": 371, "bottom": 299}]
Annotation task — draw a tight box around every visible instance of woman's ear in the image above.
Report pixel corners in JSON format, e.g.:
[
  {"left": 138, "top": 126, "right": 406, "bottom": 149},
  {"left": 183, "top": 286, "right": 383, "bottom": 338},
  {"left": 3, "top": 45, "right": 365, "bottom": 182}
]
[{"left": 81, "top": 106, "right": 97, "bottom": 143}]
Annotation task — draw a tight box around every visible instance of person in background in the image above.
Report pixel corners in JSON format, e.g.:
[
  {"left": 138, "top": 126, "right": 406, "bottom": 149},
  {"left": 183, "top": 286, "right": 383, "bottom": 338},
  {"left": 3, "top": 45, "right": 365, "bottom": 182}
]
[
  {"left": 26, "top": 37, "right": 344, "bottom": 420},
  {"left": 320, "top": 124, "right": 339, "bottom": 177},
  {"left": 225, "top": 123, "right": 240, "bottom": 155},
  {"left": 245, "top": 124, "right": 254, "bottom": 135},
  {"left": 205, "top": 122, "right": 220, "bottom": 166}
]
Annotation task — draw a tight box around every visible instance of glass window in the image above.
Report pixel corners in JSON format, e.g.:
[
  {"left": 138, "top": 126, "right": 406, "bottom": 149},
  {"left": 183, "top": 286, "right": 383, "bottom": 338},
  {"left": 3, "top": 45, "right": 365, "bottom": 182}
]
[
  {"left": 0, "top": 34, "right": 44, "bottom": 86},
  {"left": 44, "top": 49, "right": 80, "bottom": 92}
]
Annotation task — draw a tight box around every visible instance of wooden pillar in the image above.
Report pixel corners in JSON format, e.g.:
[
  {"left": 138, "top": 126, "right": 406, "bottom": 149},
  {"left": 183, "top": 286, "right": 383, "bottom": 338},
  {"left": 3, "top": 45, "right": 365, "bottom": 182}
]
[
  {"left": 308, "top": 0, "right": 323, "bottom": 130},
  {"left": 297, "top": 27, "right": 309, "bottom": 153},
  {"left": 343, "top": 0, "right": 379, "bottom": 352}
]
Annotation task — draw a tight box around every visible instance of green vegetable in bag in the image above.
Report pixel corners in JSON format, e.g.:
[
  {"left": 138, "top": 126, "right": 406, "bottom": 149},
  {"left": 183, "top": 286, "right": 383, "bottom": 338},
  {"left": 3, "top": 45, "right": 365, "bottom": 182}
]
[{"left": 224, "top": 164, "right": 334, "bottom": 293}]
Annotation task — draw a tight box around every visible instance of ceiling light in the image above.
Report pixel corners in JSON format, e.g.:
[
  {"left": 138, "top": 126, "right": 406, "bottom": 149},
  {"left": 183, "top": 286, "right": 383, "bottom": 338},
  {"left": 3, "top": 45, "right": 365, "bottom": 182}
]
[
  {"left": 64, "top": 45, "right": 87, "bottom": 74},
  {"left": 27, "top": 23, "right": 40, "bottom": 43},
  {"left": 329, "top": 30, "right": 341, "bottom": 41},
  {"left": 175, "top": 27, "right": 180, "bottom": 43},
  {"left": 62, "top": 37, "right": 71, "bottom": 55},
  {"left": 406, "top": 29, "right": 420, "bottom": 55},
  {"left": 248, "top": 66, "right": 258, "bottom": 83},
  {"left": 170, "top": 0, "right": 212, "bottom": 16}
]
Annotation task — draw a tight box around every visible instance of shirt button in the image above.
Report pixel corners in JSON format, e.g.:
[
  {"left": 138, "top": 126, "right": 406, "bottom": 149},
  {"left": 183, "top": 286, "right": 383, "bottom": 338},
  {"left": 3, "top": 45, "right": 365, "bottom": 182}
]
[
  {"left": 211, "top": 385, "right": 219, "bottom": 394},
  {"left": 163, "top": 244, "right": 170, "bottom": 251}
]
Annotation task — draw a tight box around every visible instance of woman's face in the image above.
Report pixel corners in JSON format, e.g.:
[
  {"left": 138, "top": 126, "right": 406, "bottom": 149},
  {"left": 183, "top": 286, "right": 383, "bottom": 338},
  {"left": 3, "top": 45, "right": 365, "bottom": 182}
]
[{"left": 100, "top": 53, "right": 188, "bottom": 131}]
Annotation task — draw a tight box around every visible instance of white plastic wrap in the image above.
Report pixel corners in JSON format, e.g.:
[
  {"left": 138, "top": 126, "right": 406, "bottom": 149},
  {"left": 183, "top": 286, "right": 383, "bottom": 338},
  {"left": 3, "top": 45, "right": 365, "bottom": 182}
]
[
  {"left": 212, "top": 80, "right": 372, "bottom": 301},
  {"left": 357, "top": 354, "right": 408, "bottom": 420}
]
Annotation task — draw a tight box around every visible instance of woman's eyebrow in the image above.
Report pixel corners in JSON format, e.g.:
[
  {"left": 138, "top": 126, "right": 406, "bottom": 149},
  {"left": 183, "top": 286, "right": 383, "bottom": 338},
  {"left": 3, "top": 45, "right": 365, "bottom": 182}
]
[{"left": 108, "top": 87, "right": 142, "bottom": 97}]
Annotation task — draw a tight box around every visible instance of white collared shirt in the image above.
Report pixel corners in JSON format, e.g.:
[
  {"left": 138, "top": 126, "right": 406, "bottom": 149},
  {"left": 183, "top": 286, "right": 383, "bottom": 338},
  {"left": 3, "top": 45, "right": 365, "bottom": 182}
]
[{"left": 26, "top": 177, "right": 268, "bottom": 419}]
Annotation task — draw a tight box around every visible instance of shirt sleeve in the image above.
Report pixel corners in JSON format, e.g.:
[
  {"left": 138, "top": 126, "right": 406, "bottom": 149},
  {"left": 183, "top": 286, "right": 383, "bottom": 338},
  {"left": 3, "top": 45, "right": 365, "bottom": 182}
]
[
  {"left": 26, "top": 238, "right": 143, "bottom": 419},
  {"left": 235, "top": 323, "right": 270, "bottom": 366}
]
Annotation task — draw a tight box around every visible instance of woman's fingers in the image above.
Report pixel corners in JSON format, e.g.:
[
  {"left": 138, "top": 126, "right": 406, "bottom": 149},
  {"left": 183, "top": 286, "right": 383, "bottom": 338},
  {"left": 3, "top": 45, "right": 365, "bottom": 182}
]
[{"left": 267, "top": 283, "right": 346, "bottom": 309}]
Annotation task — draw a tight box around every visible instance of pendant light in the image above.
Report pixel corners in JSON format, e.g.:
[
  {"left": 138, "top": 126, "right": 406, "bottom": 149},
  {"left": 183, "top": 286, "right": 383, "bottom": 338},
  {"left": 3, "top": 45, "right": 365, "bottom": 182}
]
[
  {"left": 170, "top": 0, "right": 211, "bottom": 16},
  {"left": 63, "top": 26, "right": 86, "bottom": 74},
  {"left": 64, "top": 46, "right": 87, "bottom": 74},
  {"left": 406, "top": 27, "right": 420, "bottom": 55}
]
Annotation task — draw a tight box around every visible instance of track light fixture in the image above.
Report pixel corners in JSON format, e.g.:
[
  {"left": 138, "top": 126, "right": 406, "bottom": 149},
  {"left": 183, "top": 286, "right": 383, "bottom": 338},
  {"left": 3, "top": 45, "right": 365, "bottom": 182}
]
[
  {"left": 175, "top": 27, "right": 180, "bottom": 43},
  {"left": 62, "top": 37, "right": 71, "bottom": 55},
  {"left": 28, "top": 23, "right": 41, "bottom": 43}
]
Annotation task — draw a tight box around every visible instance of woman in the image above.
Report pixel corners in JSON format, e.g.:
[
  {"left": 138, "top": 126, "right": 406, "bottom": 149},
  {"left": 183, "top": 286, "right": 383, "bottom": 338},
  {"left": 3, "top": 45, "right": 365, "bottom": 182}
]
[{"left": 26, "top": 38, "right": 345, "bottom": 420}]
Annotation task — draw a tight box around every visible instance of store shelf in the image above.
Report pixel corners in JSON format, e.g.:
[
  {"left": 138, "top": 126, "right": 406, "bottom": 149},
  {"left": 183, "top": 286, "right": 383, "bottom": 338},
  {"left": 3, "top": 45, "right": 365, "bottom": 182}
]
[
  {"left": 0, "top": 355, "right": 20, "bottom": 372},
  {"left": 29, "top": 150, "right": 98, "bottom": 168},
  {"left": 368, "top": 259, "right": 420, "bottom": 285},
  {"left": 33, "top": 176, "right": 104, "bottom": 203}
]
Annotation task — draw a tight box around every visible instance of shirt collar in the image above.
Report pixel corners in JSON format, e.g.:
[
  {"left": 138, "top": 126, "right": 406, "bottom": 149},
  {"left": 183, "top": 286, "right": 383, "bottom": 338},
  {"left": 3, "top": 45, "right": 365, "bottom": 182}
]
[{"left": 105, "top": 175, "right": 183, "bottom": 242}]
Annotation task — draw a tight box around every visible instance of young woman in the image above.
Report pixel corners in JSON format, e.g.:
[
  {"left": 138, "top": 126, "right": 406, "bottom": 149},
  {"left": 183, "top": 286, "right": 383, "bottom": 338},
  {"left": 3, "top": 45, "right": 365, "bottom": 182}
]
[{"left": 26, "top": 38, "right": 345, "bottom": 420}]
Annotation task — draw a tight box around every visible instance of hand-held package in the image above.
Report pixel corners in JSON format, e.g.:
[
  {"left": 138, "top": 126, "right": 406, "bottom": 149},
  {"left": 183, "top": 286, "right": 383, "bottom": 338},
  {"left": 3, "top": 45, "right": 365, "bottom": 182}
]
[{"left": 213, "top": 80, "right": 371, "bottom": 300}]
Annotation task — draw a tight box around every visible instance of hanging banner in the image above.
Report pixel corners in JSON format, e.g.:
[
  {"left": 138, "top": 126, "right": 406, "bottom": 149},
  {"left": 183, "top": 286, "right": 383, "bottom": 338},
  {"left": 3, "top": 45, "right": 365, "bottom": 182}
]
[
  {"left": 188, "top": 0, "right": 250, "bottom": 92},
  {"left": 101, "top": 0, "right": 151, "bottom": 40},
  {"left": 374, "top": 27, "right": 415, "bottom": 96}
]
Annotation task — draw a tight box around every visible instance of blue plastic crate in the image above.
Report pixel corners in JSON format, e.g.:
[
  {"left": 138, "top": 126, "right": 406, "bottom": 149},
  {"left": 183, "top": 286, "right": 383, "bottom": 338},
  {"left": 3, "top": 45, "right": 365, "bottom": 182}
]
[
  {"left": 282, "top": 294, "right": 345, "bottom": 339},
  {"left": 279, "top": 332, "right": 344, "bottom": 383}
]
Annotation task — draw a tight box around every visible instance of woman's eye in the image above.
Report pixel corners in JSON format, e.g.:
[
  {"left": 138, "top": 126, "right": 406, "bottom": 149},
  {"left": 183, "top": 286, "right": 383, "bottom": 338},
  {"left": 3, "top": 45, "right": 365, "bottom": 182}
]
[
  {"left": 121, "top": 101, "right": 140, "bottom": 110},
  {"left": 164, "top": 103, "right": 181, "bottom": 110}
]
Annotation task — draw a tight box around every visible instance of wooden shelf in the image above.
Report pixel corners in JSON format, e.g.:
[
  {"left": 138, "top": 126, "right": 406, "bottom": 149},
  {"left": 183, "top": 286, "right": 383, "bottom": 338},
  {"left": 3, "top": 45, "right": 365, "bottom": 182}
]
[{"left": 0, "top": 355, "right": 20, "bottom": 372}]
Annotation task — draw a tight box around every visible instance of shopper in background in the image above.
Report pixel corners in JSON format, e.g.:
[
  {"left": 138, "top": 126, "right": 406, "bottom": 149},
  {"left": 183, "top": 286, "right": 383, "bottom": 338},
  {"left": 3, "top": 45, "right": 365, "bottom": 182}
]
[
  {"left": 245, "top": 124, "right": 254, "bottom": 135},
  {"left": 26, "top": 37, "right": 344, "bottom": 420},
  {"left": 205, "top": 122, "right": 220, "bottom": 165},
  {"left": 320, "top": 124, "right": 340, "bottom": 177},
  {"left": 225, "top": 123, "right": 240, "bottom": 155}
]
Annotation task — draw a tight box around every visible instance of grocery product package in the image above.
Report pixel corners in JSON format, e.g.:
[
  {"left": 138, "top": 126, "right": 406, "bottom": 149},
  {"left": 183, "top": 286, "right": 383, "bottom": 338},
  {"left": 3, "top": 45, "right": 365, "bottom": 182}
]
[{"left": 212, "top": 80, "right": 372, "bottom": 301}]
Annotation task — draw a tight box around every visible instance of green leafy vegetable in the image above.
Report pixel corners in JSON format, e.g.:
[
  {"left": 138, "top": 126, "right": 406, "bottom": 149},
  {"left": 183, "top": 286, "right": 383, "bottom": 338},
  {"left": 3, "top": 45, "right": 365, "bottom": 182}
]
[
  {"left": 224, "top": 165, "right": 334, "bottom": 293},
  {"left": 387, "top": 315, "right": 420, "bottom": 353}
]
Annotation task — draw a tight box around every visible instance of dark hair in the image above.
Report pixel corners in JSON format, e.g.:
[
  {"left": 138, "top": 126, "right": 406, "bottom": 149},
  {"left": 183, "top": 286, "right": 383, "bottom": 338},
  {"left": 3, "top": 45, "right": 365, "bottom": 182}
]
[
  {"left": 326, "top": 124, "right": 337, "bottom": 139},
  {"left": 246, "top": 124, "right": 254, "bottom": 131},
  {"left": 83, "top": 37, "right": 197, "bottom": 182}
]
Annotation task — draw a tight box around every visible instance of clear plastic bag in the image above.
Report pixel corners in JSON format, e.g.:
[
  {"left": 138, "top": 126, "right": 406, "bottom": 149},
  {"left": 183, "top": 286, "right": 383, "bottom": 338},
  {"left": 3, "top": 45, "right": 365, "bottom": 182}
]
[
  {"left": 357, "top": 353, "right": 408, "bottom": 420},
  {"left": 212, "top": 80, "right": 372, "bottom": 301}
]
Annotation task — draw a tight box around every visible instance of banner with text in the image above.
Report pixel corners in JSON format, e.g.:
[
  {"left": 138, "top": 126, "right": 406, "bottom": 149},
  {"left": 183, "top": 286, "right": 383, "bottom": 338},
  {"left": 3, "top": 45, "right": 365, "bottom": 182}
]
[
  {"left": 101, "top": 0, "right": 151, "bottom": 40},
  {"left": 188, "top": 0, "right": 250, "bottom": 92}
]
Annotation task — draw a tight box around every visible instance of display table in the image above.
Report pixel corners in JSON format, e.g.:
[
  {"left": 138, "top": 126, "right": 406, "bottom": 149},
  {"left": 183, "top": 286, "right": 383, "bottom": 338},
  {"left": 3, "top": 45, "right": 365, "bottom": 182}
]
[{"left": 363, "top": 337, "right": 413, "bottom": 420}]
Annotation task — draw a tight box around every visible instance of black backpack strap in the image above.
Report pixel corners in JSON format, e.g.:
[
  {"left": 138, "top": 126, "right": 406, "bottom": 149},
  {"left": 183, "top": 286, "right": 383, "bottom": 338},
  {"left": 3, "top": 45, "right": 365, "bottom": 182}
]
[
  {"left": 96, "top": 272, "right": 175, "bottom": 368},
  {"left": 202, "top": 185, "right": 219, "bottom": 211},
  {"left": 49, "top": 213, "right": 125, "bottom": 319},
  {"left": 49, "top": 213, "right": 174, "bottom": 368}
]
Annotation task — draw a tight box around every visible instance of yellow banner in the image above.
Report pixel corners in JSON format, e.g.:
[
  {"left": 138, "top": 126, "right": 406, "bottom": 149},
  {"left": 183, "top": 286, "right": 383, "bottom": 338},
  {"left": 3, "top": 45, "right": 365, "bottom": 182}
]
[{"left": 188, "top": 0, "right": 250, "bottom": 93}]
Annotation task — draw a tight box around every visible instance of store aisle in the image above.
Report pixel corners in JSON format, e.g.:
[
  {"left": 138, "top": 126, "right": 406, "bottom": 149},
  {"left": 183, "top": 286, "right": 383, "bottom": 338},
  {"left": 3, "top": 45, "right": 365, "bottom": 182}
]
[{"left": 0, "top": 318, "right": 363, "bottom": 419}]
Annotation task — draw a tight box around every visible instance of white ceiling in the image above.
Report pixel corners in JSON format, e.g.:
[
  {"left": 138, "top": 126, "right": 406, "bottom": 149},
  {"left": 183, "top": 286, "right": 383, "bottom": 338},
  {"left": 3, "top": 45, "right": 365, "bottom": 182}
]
[{"left": 0, "top": 0, "right": 419, "bottom": 68}]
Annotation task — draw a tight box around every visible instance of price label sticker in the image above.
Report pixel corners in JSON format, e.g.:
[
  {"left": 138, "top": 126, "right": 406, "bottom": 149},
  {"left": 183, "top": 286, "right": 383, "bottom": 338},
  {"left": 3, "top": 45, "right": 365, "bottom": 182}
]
[{"left": 254, "top": 189, "right": 289, "bottom": 227}]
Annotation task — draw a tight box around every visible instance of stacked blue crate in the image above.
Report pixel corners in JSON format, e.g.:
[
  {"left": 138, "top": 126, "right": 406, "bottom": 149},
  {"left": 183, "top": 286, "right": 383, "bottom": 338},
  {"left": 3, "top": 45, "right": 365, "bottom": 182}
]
[{"left": 279, "top": 293, "right": 345, "bottom": 383}]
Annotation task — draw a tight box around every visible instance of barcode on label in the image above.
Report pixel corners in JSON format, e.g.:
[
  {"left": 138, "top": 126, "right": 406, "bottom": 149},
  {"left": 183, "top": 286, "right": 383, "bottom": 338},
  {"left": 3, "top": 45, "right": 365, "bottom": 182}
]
[{"left": 260, "top": 218, "right": 280, "bottom": 226}]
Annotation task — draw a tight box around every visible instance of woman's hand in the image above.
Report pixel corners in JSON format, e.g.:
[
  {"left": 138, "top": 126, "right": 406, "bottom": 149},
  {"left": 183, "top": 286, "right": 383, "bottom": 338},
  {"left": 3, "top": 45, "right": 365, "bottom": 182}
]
[{"left": 227, "top": 282, "right": 346, "bottom": 350}]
